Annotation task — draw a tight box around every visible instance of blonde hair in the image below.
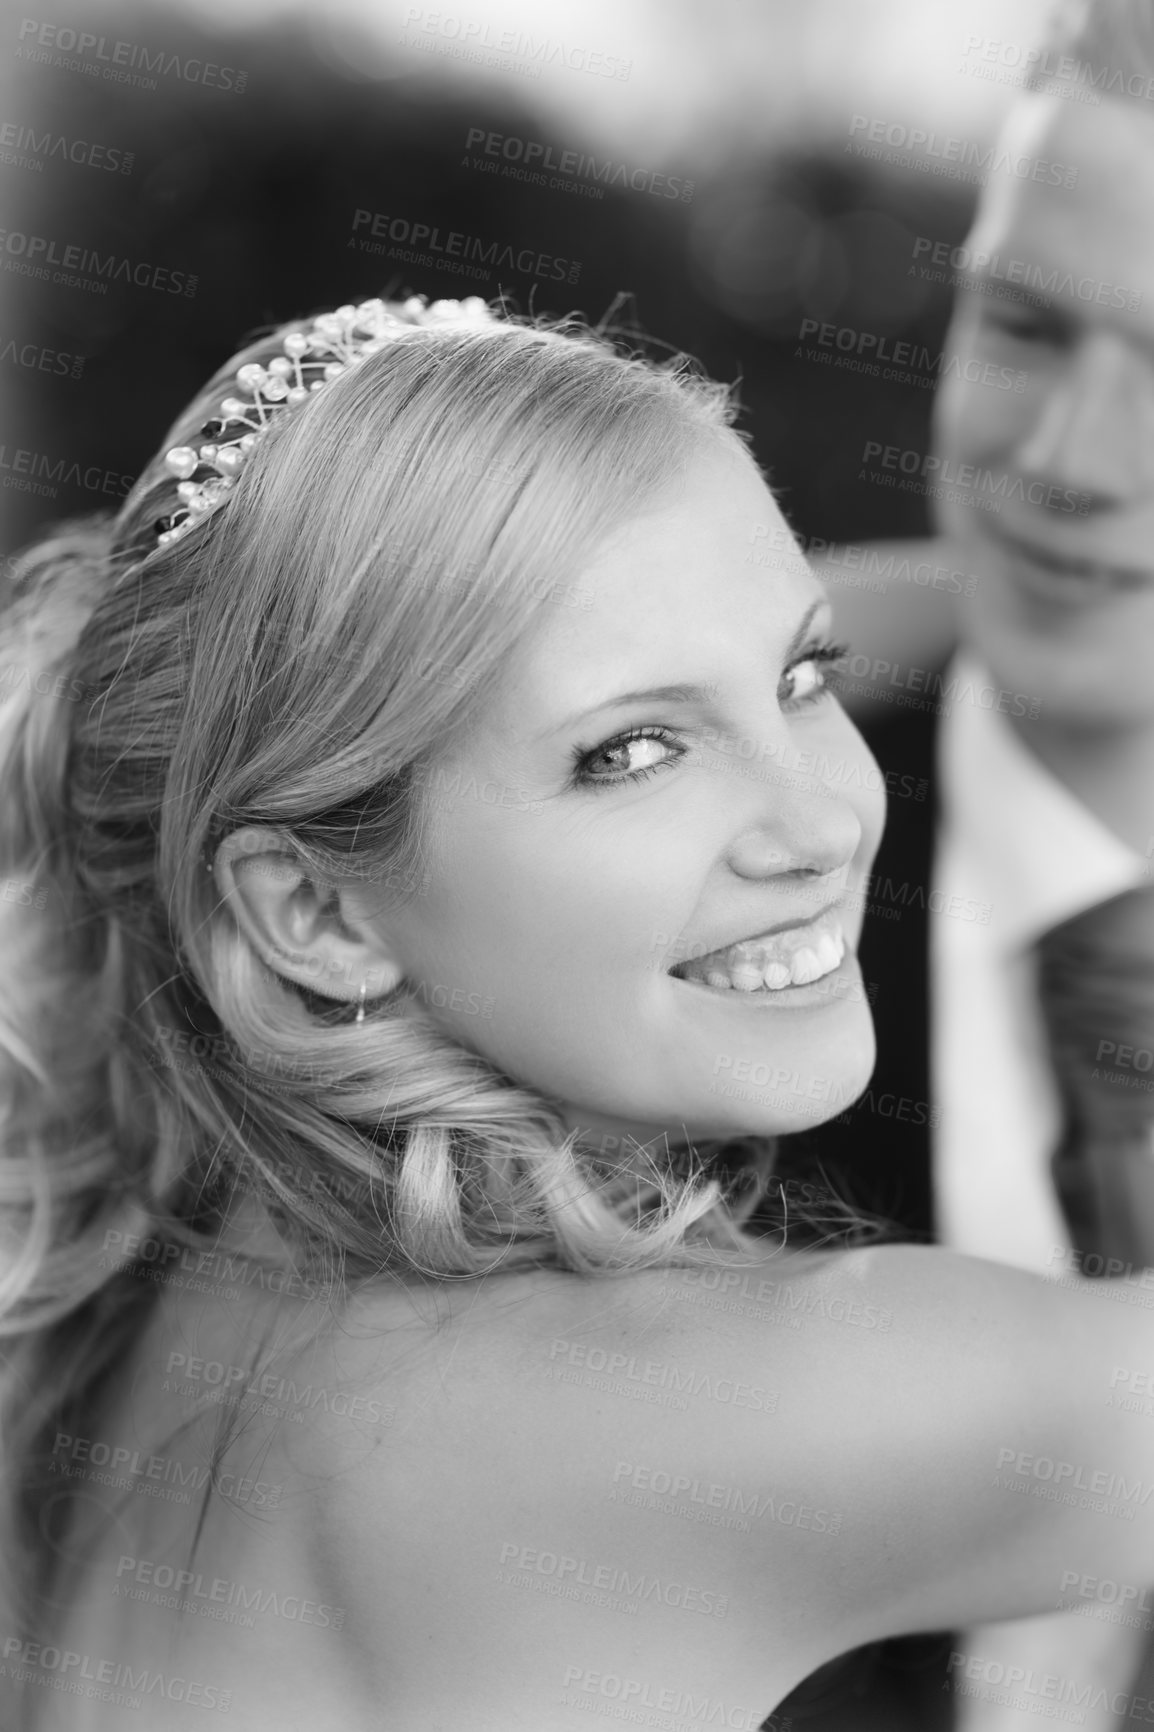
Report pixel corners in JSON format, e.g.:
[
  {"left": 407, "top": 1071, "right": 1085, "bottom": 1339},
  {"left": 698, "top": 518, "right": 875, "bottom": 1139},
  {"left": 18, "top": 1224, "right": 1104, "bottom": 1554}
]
[{"left": 0, "top": 301, "right": 858, "bottom": 1632}]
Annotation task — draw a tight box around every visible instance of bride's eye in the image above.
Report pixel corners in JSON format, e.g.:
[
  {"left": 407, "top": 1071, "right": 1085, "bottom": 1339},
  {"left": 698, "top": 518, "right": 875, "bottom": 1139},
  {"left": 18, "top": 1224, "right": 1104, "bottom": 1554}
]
[
  {"left": 571, "top": 725, "right": 684, "bottom": 789},
  {"left": 780, "top": 641, "right": 849, "bottom": 711}
]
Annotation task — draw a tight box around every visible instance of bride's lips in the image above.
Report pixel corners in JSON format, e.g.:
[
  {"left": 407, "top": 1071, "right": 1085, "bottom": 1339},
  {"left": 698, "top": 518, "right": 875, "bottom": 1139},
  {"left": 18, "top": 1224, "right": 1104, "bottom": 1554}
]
[
  {"left": 984, "top": 523, "right": 1154, "bottom": 605},
  {"left": 669, "top": 905, "right": 854, "bottom": 998}
]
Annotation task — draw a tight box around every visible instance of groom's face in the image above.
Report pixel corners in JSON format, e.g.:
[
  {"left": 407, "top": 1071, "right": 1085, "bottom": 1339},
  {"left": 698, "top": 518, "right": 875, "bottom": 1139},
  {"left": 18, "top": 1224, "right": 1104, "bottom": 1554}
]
[{"left": 932, "top": 93, "right": 1154, "bottom": 729}]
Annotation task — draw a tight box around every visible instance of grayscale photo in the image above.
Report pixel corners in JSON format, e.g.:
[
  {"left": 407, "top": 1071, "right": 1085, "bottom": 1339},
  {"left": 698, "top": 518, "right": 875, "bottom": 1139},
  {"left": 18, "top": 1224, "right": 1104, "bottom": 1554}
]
[{"left": 1, "top": 0, "right": 1153, "bottom": 1726}]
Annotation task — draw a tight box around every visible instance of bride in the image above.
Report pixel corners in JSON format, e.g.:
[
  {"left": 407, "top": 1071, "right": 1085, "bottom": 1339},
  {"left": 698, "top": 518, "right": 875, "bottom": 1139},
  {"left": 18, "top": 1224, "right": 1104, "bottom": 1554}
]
[{"left": 1, "top": 293, "right": 1150, "bottom": 1730}]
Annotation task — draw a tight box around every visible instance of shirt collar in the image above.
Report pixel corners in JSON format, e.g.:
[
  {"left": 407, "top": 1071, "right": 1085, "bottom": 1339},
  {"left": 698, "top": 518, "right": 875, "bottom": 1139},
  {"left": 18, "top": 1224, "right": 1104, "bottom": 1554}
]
[{"left": 937, "top": 651, "right": 1147, "bottom": 949}]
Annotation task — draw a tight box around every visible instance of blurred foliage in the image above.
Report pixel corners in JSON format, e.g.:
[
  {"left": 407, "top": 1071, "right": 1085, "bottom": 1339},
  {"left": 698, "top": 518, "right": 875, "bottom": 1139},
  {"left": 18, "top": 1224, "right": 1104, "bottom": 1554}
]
[{"left": 1, "top": 7, "right": 976, "bottom": 559}]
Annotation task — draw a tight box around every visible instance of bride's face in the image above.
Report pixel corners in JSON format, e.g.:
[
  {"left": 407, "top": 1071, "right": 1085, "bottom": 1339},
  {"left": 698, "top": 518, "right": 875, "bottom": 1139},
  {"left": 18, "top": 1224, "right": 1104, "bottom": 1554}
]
[{"left": 381, "top": 439, "right": 884, "bottom": 1148}]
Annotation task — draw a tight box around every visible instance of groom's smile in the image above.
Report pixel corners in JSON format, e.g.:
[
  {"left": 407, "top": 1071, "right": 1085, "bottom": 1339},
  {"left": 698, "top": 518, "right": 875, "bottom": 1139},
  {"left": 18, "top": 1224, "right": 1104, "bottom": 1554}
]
[{"left": 932, "top": 90, "right": 1154, "bottom": 731}]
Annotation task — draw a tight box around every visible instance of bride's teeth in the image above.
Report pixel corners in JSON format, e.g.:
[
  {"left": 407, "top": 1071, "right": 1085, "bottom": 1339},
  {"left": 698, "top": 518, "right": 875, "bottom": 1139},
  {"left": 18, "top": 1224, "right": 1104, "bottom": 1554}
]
[
  {"left": 789, "top": 946, "right": 823, "bottom": 985},
  {"left": 673, "top": 910, "right": 847, "bottom": 991},
  {"left": 814, "top": 932, "right": 842, "bottom": 971}
]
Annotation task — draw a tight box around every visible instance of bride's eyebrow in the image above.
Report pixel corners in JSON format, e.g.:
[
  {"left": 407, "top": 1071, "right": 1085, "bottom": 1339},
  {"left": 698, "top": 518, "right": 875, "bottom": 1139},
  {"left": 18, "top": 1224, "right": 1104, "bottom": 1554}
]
[{"left": 545, "top": 598, "right": 828, "bottom": 736}]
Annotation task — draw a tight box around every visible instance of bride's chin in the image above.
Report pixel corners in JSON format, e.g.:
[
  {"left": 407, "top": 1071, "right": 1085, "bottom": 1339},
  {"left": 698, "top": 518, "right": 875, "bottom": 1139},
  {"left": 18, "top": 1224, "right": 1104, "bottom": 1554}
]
[{"left": 701, "top": 1051, "right": 874, "bottom": 1141}]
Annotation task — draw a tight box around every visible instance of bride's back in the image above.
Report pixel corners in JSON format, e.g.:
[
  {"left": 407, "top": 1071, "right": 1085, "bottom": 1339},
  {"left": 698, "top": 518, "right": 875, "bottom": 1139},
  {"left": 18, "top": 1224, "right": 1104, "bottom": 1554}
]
[
  {"left": 19, "top": 1221, "right": 1154, "bottom": 1731},
  {"left": 28, "top": 1244, "right": 879, "bottom": 1731}
]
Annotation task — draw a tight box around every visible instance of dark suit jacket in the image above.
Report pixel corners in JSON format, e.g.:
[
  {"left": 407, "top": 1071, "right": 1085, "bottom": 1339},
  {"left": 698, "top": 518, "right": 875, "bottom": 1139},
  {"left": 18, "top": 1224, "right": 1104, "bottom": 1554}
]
[
  {"left": 759, "top": 692, "right": 1154, "bottom": 1730},
  {"left": 769, "top": 693, "right": 942, "bottom": 1242},
  {"left": 759, "top": 695, "right": 953, "bottom": 1732}
]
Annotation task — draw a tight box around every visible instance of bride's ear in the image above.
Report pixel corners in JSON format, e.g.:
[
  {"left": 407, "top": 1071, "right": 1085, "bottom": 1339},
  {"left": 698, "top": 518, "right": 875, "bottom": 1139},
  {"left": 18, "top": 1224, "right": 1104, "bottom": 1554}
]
[{"left": 211, "top": 827, "right": 406, "bottom": 1004}]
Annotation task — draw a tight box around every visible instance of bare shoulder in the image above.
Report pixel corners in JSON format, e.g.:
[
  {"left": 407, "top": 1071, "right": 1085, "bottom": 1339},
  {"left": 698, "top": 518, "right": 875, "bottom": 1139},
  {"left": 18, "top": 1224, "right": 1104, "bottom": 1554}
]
[
  {"left": 278, "top": 1244, "right": 961, "bottom": 1561},
  {"left": 150, "top": 1239, "right": 1120, "bottom": 1476},
  {"left": 312, "top": 1238, "right": 1154, "bottom": 1557},
  {"left": 258, "top": 1242, "right": 1154, "bottom": 1706},
  {"left": 287, "top": 1240, "right": 1060, "bottom": 1460},
  {"left": 79, "top": 1245, "right": 1152, "bottom": 1728}
]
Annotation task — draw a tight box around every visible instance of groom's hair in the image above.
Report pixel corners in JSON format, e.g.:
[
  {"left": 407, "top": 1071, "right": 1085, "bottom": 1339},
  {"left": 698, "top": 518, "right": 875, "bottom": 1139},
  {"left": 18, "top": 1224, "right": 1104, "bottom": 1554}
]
[{"left": 1024, "top": 0, "right": 1154, "bottom": 110}]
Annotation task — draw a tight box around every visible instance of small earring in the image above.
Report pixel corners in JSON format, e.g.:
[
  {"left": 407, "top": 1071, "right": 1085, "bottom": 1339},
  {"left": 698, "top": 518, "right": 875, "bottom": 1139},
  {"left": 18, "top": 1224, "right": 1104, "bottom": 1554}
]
[{"left": 355, "top": 980, "right": 367, "bottom": 1024}]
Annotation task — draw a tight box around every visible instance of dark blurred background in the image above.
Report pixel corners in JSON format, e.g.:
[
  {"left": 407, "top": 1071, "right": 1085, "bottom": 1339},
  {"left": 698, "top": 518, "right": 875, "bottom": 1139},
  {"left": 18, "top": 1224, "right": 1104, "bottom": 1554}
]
[{"left": 0, "top": 0, "right": 1052, "bottom": 563}]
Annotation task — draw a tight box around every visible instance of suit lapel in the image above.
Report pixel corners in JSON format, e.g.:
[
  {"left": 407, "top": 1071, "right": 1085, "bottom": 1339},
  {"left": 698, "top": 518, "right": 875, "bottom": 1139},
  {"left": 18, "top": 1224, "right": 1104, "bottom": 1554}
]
[{"left": 767, "top": 696, "right": 941, "bottom": 1242}]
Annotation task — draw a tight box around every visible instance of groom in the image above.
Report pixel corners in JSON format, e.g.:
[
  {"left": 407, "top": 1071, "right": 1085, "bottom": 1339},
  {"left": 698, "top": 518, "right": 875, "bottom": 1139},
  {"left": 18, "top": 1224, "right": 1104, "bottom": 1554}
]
[{"left": 767, "top": 2, "right": 1154, "bottom": 1727}]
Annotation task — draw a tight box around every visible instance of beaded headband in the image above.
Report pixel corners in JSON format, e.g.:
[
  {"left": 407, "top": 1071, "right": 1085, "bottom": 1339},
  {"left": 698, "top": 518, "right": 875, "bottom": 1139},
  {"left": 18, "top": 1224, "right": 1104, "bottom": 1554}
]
[{"left": 155, "top": 294, "right": 495, "bottom": 549}]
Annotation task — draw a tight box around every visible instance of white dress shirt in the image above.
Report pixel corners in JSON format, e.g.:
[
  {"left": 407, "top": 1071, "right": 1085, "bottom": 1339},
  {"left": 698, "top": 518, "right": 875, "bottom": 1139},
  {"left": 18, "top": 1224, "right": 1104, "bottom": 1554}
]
[{"left": 931, "top": 652, "right": 1148, "bottom": 1272}]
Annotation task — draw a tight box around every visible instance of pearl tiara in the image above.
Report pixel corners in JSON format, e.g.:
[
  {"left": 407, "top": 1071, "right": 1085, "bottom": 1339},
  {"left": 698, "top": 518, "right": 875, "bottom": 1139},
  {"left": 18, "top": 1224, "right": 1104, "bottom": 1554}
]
[{"left": 155, "top": 294, "right": 495, "bottom": 549}]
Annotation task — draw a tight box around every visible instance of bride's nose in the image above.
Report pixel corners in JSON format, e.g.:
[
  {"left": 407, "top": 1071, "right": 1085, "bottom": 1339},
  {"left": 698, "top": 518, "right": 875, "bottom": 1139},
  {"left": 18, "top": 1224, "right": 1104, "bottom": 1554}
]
[{"left": 724, "top": 783, "right": 864, "bottom": 882}]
